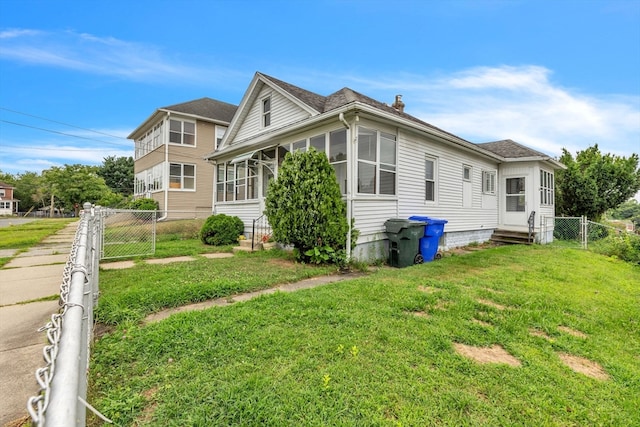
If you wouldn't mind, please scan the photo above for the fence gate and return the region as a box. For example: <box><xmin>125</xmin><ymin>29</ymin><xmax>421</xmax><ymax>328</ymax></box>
<box><xmin>99</xmin><ymin>208</ymin><xmax>156</xmax><ymax>259</ymax></box>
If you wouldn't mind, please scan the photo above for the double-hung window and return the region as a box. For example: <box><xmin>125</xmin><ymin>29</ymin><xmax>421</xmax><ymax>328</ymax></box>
<box><xmin>425</xmin><ymin>156</ymin><xmax>437</xmax><ymax>202</ymax></box>
<box><xmin>482</xmin><ymin>170</ymin><xmax>496</xmax><ymax>194</ymax></box>
<box><xmin>262</xmin><ymin>97</ymin><xmax>271</xmax><ymax>127</ymax></box>
<box><xmin>357</xmin><ymin>127</ymin><xmax>396</xmax><ymax>195</ymax></box>
<box><xmin>540</xmin><ymin>170</ymin><xmax>554</xmax><ymax>205</ymax></box>
<box><xmin>169</xmin><ymin>163</ymin><xmax>195</xmax><ymax>190</ymax></box>
<box><xmin>169</xmin><ymin>119</ymin><xmax>195</xmax><ymax>146</ymax></box>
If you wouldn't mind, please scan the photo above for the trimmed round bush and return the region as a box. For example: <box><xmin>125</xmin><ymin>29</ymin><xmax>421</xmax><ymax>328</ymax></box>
<box><xmin>200</xmin><ymin>214</ymin><xmax>244</xmax><ymax>246</ymax></box>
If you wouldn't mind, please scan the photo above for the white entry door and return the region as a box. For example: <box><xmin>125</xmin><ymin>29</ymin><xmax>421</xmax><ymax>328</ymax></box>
<box><xmin>503</xmin><ymin>176</ymin><xmax>528</xmax><ymax>226</ymax></box>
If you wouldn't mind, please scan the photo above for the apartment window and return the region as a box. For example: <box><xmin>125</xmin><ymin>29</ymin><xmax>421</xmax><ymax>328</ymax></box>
<box><xmin>329</xmin><ymin>129</ymin><xmax>347</xmax><ymax>194</ymax></box>
<box><xmin>0</xmin><ymin>201</ymin><xmax>10</xmax><ymax>209</ymax></box>
<box><xmin>169</xmin><ymin>163</ymin><xmax>195</xmax><ymax>190</ymax></box>
<box><xmin>0</xmin><ymin>189</ymin><xmax>5</xmax><ymax>197</ymax></box>
<box><xmin>540</xmin><ymin>170</ymin><xmax>554</xmax><ymax>206</ymax></box>
<box><xmin>482</xmin><ymin>170</ymin><xmax>496</xmax><ymax>194</ymax></box>
<box><xmin>215</xmin><ymin>126</ymin><xmax>226</xmax><ymax>148</ymax></box>
<box><xmin>425</xmin><ymin>156</ymin><xmax>437</xmax><ymax>202</ymax></box>
<box><xmin>356</xmin><ymin>127</ymin><xmax>396</xmax><ymax>195</ymax></box>
<box><xmin>134</xmin><ymin>163</ymin><xmax>165</xmax><ymax>195</ymax></box>
<box><xmin>463</xmin><ymin>165</ymin><xmax>472</xmax><ymax>181</ymax></box>
<box><xmin>169</xmin><ymin>119</ymin><xmax>195</xmax><ymax>146</ymax></box>
<box><xmin>262</xmin><ymin>97</ymin><xmax>271</xmax><ymax>127</ymax></box>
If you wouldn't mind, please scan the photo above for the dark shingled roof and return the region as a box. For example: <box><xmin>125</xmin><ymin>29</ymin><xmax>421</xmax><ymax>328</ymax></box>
<box><xmin>161</xmin><ymin>97</ymin><xmax>237</xmax><ymax>122</ymax></box>
<box><xmin>477</xmin><ymin>139</ymin><xmax>550</xmax><ymax>159</ymax></box>
<box><xmin>259</xmin><ymin>73</ymin><xmax>327</xmax><ymax>113</ymax></box>
<box><xmin>260</xmin><ymin>74</ymin><xmax>472</xmax><ymax>144</ymax></box>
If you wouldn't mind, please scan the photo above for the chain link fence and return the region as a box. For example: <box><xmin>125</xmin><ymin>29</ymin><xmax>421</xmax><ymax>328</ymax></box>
<box><xmin>542</xmin><ymin>216</ymin><xmax>622</xmax><ymax>249</ymax></box>
<box><xmin>27</xmin><ymin>203</ymin><xmax>102</xmax><ymax>426</ymax></box>
<box><xmin>100</xmin><ymin>208</ymin><xmax>156</xmax><ymax>259</ymax></box>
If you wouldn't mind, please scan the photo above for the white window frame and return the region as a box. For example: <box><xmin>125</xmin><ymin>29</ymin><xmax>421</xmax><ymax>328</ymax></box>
<box><xmin>482</xmin><ymin>170</ymin><xmax>497</xmax><ymax>195</ymax></box>
<box><xmin>216</xmin><ymin>160</ymin><xmax>258</xmax><ymax>202</ymax></box>
<box><xmin>425</xmin><ymin>155</ymin><xmax>438</xmax><ymax>203</ymax></box>
<box><xmin>262</xmin><ymin>96</ymin><xmax>271</xmax><ymax>128</ymax></box>
<box><xmin>169</xmin><ymin>119</ymin><xmax>196</xmax><ymax>146</ymax></box>
<box><xmin>356</xmin><ymin>127</ymin><xmax>397</xmax><ymax>196</ymax></box>
<box><xmin>169</xmin><ymin>163</ymin><xmax>195</xmax><ymax>191</ymax></box>
<box><xmin>463</xmin><ymin>165</ymin><xmax>472</xmax><ymax>182</ymax></box>
<box><xmin>540</xmin><ymin>169</ymin><xmax>554</xmax><ymax>206</ymax></box>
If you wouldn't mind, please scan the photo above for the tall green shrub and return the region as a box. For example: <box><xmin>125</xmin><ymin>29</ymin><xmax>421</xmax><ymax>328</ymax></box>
<box><xmin>200</xmin><ymin>214</ymin><xmax>245</xmax><ymax>246</ymax></box>
<box><xmin>265</xmin><ymin>148</ymin><xmax>349</xmax><ymax>263</ymax></box>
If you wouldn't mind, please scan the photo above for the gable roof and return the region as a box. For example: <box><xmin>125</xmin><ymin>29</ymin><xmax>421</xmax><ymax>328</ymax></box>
<box><xmin>128</xmin><ymin>97</ymin><xmax>238</xmax><ymax>140</ymax></box>
<box><xmin>160</xmin><ymin>97</ymin><xmax>237</xmax><ymax>123</ymax></box>
<box><xmin>210</xmin><ymin>72</ymin><xmax>563</xmax><ymax>168</ymax></box>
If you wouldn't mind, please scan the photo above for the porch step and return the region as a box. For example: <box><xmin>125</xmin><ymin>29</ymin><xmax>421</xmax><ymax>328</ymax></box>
<box><xmin>233</xmin><ymin>239</ymin><xmax>262</xmax><ymax>253</ymax></box>
<box><xmin>490</xmin><ymin>229</ymin><xmax>534</xmax><ymax>245</ymax></box>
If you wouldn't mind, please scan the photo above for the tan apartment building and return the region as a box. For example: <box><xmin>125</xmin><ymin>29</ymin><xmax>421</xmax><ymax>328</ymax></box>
<box><xmin>129</xmin><ymin>98</ymin><xmax>237</xmax><ymax>219</ymax></box>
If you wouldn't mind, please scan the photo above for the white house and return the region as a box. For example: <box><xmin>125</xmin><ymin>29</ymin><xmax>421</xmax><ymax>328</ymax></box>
<box><xmin>205</xmin><ymin>72</ymin><xmax>564</xmax><ymax>261</ymax></box>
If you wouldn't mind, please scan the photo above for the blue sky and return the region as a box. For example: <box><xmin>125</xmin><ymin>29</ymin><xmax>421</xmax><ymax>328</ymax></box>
<box><xmin>1</xmin><ymin>0</ymin><xmax>639</xmax><ymax>178</ymax></box>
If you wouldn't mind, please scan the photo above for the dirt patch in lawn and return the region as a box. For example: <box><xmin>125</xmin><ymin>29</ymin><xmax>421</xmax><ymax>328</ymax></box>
<box><xmin>529</xmin><ymin>328</ymin><xmax>553</xmax><ymax>340</ymax></box>
<box><xmin>454</xmin><ymin>343</ymin><xmax>521</xmax><ymax>367</ymax></box>
<box><xmin>411</xmin><ymin>310</ymin><xmax>431</xmax><ymax>319</ymax></box>
<box><xmin>558</xmin><ymin>326</ymin><xmax>587</xmax><ymax>338</ymax></box>
<box><xmin>477</xmin><ymin>298</ymin><xmax>507</xmax><ymax>310</ymax></box>
<box><xmin>473</xmin><ymin>318</ymin><xmax>492</xmax><ymax>327</ymax></box>
<box><xmin>268</xmin><ymin>257</ymin><xmax>296</xmax><ymax>268</ymax></box>
<box><xmin>558</xmin><ymin>353</ymin><xmax>609</xmax><ymax>380</ymax></box>
<box><xmin>417</xmin><ymin>285</ymin><xmax>439</xmax><ymax>293</ymax></box>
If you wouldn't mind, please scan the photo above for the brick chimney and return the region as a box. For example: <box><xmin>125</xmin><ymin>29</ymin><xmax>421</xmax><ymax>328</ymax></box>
<box><xmin>392</xmin><ymin>94</ymin><xmax>405</xmax><ymax>113</ymax></box>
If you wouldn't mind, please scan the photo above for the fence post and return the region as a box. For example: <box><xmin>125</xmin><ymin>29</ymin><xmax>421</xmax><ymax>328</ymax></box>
<box><xmin>581</xmin><ymin>215</ymin><xmax>587</xmax><ymax>249</ymax></box>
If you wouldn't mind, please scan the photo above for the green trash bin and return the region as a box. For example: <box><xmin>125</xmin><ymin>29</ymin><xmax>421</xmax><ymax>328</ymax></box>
<box><xmin>384</xmin><ymin>219</ymin><xmax>426</xmax><ymax>268</ymax></box>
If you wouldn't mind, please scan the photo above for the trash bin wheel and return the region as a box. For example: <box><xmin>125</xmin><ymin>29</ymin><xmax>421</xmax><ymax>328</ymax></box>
<box><xmin>434</xmin><ymin>251</ymin><xmax>443</xmax><ymax>260</ymax></box>
<box><xmin>414</xmin><ymin>253</ymin><xmax>424</xmax><ymax>264</ymax></box>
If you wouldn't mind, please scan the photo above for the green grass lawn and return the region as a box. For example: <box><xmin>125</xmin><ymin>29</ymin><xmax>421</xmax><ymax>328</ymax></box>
<box><xmin>89</xmin><ymin>245</ymin><xmax>640</xmax><ymax>426</ymax></box>
<box><xmin>0</xmin><ymin>218</ymin><xmax>77</xmax><ymax>267</ymax></box>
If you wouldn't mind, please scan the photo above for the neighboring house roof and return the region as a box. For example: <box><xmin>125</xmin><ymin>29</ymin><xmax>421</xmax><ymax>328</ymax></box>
<box><xmin>0</xmin><ymin>182</ymin><xmax>13</xmax><ymax>188</ymax></box>
<box><xmin>128</xmin><ymin>97</ymin><xmax>238</xmax><ymax>140</ymax></box>
<box><xmin>160</xmin><ymin>97</ymin><xmax>238</xmax><ymax>123</ymax></box>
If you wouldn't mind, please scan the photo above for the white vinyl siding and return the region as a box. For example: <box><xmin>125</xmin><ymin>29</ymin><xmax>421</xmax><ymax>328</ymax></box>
<box><xmin>396</xmin><ymin>130</ymin><xmax>499</xmax><ymax>233</ymax></box>
<box><xmin>234</xmin><ymin>86</ymin><xmax>311</xmax><ymax>142</ymax></box>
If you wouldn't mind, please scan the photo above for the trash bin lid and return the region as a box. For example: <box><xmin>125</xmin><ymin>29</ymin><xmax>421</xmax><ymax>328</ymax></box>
<box><xmin>385</xmin><ymin>218</ymin><xmax>426</xmax><ymax>234</ymax></box>
<box><xmin>409</xmin><ymin>215</ymin><xmax>448</xmax><ymax>225</ymax></box>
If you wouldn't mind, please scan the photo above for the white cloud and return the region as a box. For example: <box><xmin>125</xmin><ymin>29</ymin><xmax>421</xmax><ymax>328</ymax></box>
<box><xmin>336</xmin><ymin>65</ymin><xmax>640</xmax><ymax>159</ymax></box>
<box><xmin>0</xmin><ymin>29</ymin><xmax>216</xmax><ymax>83</ymax></box>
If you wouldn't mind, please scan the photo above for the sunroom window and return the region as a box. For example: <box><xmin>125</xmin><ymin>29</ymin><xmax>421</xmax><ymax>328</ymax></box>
<box><xmin>357</xmin><ymin>127</ymin><xmax>396</xmax><ymax>195</ymax></box>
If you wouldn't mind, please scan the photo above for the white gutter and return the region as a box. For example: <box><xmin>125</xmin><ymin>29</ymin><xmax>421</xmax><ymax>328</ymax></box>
<box><xmin>339</xmin><ymin>112</ymin><xmax>353</xmax><ymax>261</ymax></box>
<box><xmin>158</xmin><ymin>113</ymin><xmax>169</xmax><ymax>221</ymax></box>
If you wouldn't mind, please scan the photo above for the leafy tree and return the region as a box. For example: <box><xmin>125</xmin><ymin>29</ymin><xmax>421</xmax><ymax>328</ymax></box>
<box><xmin>0</xmin><ymin>170</ymin><xmax>15</xmax><ymax>185</ymax></box>
<box><xmin>556</xmin><ymin>145</ymin><xmax>640</xmax><ymax>221</ymax></box>
<box><xmin>14</xmin><ymin>172</ymin><xmax>44</xmax><ymax>212</ymax></box>
<box><xmin>98</xmin><ymin>156</ymin><xmax>134</xmax><ymax>196</ymax></box>
<box><xmin>265</xmin><ymin>148</ymin><xmax>349</xmax><ymax>263</ymax></box>
<box><xmin>42</xmin><ymin>164</ymin><xmax>114</xmax><ymax>214</ymax></box>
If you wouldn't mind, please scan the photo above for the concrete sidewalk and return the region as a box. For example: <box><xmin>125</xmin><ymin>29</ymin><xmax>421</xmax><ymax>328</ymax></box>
<box><xmin>0</xmin><ymin>222</ymin><xmax>78</xmax><ymax>426</ymax></box>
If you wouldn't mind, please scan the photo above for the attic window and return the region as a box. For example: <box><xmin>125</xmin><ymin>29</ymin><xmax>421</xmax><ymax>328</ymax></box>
<box><xmin>262</xmin><ymin>97</ymin><xmax>271</xmax><ymax>127</ymax></box>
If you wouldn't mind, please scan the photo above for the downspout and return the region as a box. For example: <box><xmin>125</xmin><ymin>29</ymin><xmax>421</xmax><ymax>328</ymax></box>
<box><xmin>158</xmin><ymin>113</ymin><xmax>169</xmax><ymax>221</ymax></box>
<box><xmin>339</xmin><ymin>112</ymin><xmax>353</xmax><ymax>261</ymax></box>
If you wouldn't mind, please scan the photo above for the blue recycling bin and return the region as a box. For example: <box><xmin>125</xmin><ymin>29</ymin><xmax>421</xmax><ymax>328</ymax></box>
<box><xmin>408</xmin><ymin>216</ymin><xmax>448</xmax><ymax>261</ymax></box>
